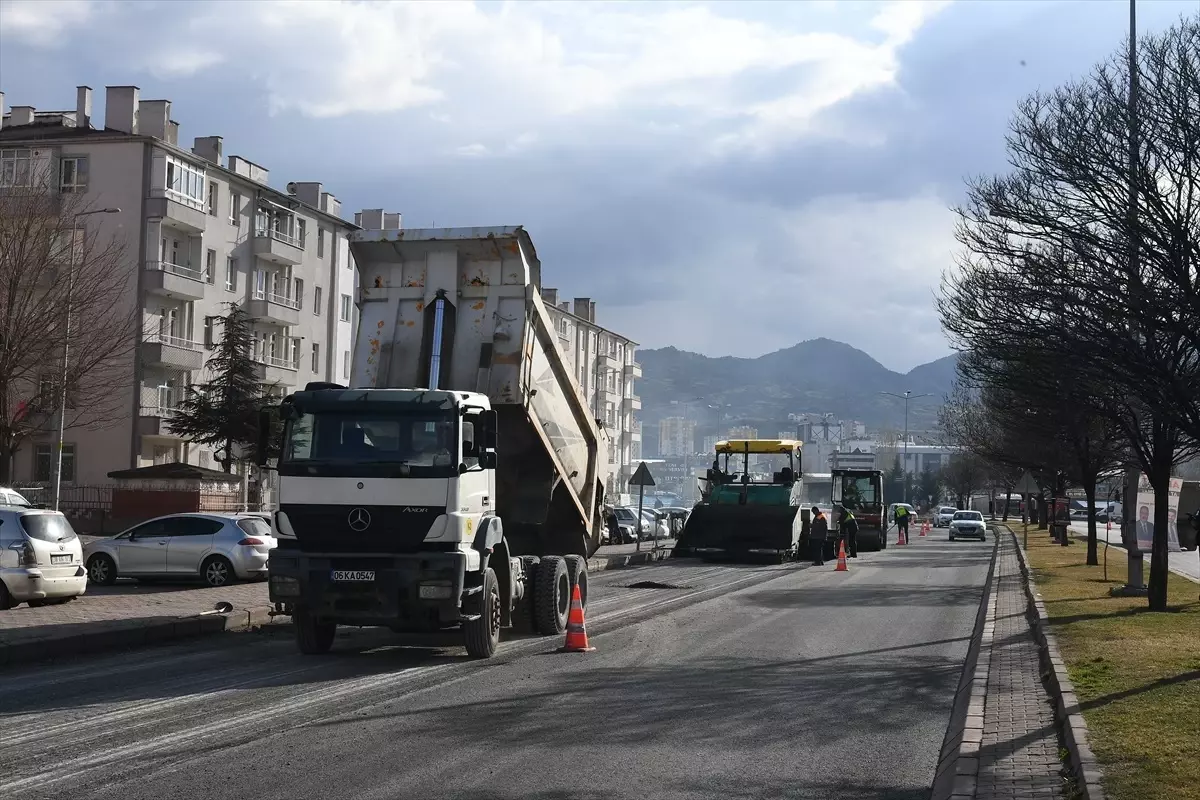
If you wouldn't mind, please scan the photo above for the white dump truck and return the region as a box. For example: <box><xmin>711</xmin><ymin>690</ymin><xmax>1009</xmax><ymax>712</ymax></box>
<box><xmin>259</xmin><ymin>225</ymin><xmax>611</xmax><ymax>659</ymax></box>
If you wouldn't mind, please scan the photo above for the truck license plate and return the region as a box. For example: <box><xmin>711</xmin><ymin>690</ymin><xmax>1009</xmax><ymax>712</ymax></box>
<box><xmin>331</xmin><ymin>570</ymin><xmax>375</xmax><ymax>582</ymax></box>
<box><xmin>51</xmin><ymin>554</ymin><xmax>72</xmax><ymax>565</ymax></box>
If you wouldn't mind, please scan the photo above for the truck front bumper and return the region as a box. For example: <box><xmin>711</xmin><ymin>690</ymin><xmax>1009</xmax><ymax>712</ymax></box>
<box><xmin>268</xmin><ymin>551</ymin><xmax>469</xmax><ymax>630</ymax></box>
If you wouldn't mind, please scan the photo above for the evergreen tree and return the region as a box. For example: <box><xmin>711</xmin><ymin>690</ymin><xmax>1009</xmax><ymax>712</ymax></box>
<box><xmin>169</xmin><ymin>303</ymin><xmax>270</xmax><ymax>472</ymax></box>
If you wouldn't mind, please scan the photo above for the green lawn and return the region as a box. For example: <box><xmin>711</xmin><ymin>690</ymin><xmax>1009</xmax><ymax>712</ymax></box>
<box><xmin>1019</xmin><ymin>525</ymin><xmax>1200</xmax><ymax>800</ymax></box>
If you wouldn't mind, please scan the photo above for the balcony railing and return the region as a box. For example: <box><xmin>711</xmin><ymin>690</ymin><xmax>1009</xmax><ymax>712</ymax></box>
<box><xmin>255</xmin><ymin>354</ymin><xmax>298</xmax><ymax>371</ymax></box>
<box><xmin>253</xmin><ymin>289</ymin><xmax>301</xmax><ymax>310</ymax></box>
<box><xmin>146</xmin><ymin>332</ymin><xmax>200</xmax><ymax>351</ymax></box>
<box><xmin>146</xmin><ymin>259</ymin><xmax>203</xmax><ymax>283</ymax></box>
<box><xmin>255</xmin><ymin>226</ymin><xmax>303</xmax><ymax>249</ymax></box>
<box><xmin>140</xmin><ymin>404</ymin><xmax>178</xmax><ymax>418</ymax></box>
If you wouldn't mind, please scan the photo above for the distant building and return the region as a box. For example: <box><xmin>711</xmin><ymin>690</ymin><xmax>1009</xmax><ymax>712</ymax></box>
<box><xmin>541</xmin><ymin>289</ymin><xmax>640</xmax><ymax>493</ymax></box>
<box><xmin>658</xmin><ymin>416</ymin><xmax>696</xmax><ymax>457</ymax></box>
<box><xmin>876</xmin><ymin>442</ymin><xmax>958</xmax><ymax>477</ymax></box>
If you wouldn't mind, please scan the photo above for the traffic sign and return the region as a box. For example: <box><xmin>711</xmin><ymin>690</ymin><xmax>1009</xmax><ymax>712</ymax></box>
<box><xmin>1014</xmin><ymin>471</ymin><xmax>1039</xmax><ymax>495</ymax></box>
<box><xmin>629</xmin><ymin>461</ymin><xmax>656</xmax><ymax>487</ymax></box>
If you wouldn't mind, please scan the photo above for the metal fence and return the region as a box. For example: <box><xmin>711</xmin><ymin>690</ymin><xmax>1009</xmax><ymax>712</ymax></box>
<box><xmin>12</xmin><ymin>484</ymin><xmax>272</xmax><ymax>535</ymax></box>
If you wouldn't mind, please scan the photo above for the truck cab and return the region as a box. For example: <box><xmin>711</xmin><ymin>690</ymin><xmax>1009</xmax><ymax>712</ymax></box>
<box><xmin>831</xmin><ymin>468</ymin><xmax>886</xmax><ymax>552</ymax></box>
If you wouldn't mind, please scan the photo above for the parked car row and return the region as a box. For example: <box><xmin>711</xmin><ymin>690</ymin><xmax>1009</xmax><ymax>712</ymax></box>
<box><xmin>604</xmin><ymin>506</ymin><xmax>690</xmax><ymax>545</ymax></box>
<box><xmin>0</xmin><ymin>486</ymin><xmax>276</xmax><ymax>611</ymax></box>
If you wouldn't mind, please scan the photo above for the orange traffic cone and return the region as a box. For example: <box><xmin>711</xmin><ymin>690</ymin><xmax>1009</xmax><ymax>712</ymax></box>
<box><xmin>920</xmin><ymin>521</ymin><xmax>928</xmax><ymax>537</ymax></box>
<box><xmin>557</xmin><ymin>583</ymin><xmax>595</xmax><ymax>653</ymax></box>
<box><xmin>835</xmin><ymin>540</ymin><xmax>849</xmax><ymax>571</ymax></box>
<box><xmin>898</xmin><ymin>526</ymin><xmax>908</xmax><ymax>545</ymax></box>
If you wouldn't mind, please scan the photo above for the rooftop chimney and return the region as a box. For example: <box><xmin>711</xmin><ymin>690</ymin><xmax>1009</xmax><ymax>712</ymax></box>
<box><xmin>10</xmin><ymin>106</ymin><xmax>34</xmax><ymax>126</ymax></box>
<box><xmin>589</xmin><ymin>300</ymin><xmax>597</xmax><ymax>322</ymax></box>
<box><xmin>542</xmin><ymin>288</ymin><xmax>558</xmax><ymax>307</ymax></box>
<box><xmin>354</xmin><ymin>209</ymin><xmax>385</xmax><ymax>229</ymax></box>
<box><xmin>138</xmin><ymin>99</ymin><xmax>170</xmax><ymax>140</ymax></box>
<box><xmin>573</xmin><ymin>298</ymin><xmax>592</xmax><ymax>322</ymax></box>
<box><xmin>383</xmin><ymin>212</ymin><xmax>401</xmax><ymax>230</ymax></box>
<box><xmin>192</xmin><ymin>136</ymin><xmax>223</xmax><ymax>165</ymax></box>
<box><xmin>104</xmin><ymin>86</ymin><xmax>139</xmax><ymax>134</ymax></box>
<box><xmin>76</xmin><ymin>86</ymin><xmax>93</xmax><ymax>129</ymax></box>
<box><xmin>288</xmin><ymin>181</ymin><xmax>323</xmax><ymax>207</ymax></box>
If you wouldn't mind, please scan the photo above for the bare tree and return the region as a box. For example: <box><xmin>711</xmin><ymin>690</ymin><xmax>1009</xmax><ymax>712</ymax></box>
<box><xmin>0</xmin><ymin>169</ymin><xmax>137</xmax><ymax>484</ymax></box>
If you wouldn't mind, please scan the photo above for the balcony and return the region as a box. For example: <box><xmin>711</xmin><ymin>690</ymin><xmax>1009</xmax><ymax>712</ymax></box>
<box><xmin>142</xmin><ymin>333</ymin><xmax>205</xmax><ymax>371</ymax></box>
<box><xmin>625</xmin><ymin>394</ymin><xmax>642</xmax><ymax>411</ymax></box>
<box><xmin>624</xmin><ymin>361</ymin><xmax>642</xmax><ymax>379</ymax></box>
<box><xmin>253</xmin><ymin>227</ymin><xmax>305</xmax><ymax>265</ymax></box>
<box><xmin>253</xmin><ymin>354</ymin><xmax>299</xmax><ymax>386</ymax></box>
<box><xmin>248</xmin><ymin>291</ymin><xmax>301</xmax><ymax>326</ymax></box>
<box><xmin>136</xmin><ymin>405</ymin><xmax>183</xmax><ymax>438</ymax></box>
<box><xmin>598</xmin><ymin>353</ymin><xmax>621</xmax><ymax>371</ymax></box>
<box><xmin>144</xmin><ymin>260</ymin><xmax>207</xmax><ymax>301</ymax></box>
<box><xmin>147</xmin><ymin>191</ymin><xmax>208</xmax><ymax>234</ymax></box>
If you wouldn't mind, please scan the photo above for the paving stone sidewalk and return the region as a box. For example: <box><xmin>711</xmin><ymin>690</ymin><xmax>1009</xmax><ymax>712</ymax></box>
<box><xmin>976</xmin><ymin>532</ymin><xmax>1065</xmax><ymax>799</ymax></box>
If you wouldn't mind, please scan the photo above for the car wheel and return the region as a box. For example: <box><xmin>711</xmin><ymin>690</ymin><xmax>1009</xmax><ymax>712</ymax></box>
<box><xmin>0</xmin><ymin>581</ymin><xmax>14</xmax><ymax>611</ymax></box>
<box><xmin>201</xmin><ymin>556</ymin><xmax>235</xmax><ymax>588</ymax></box>
<box><xmin>87</xmin><ymin>553</ymin><xmax>118</xmax><ymax>586</ymax></box>
<box><xmin>949</xmin><ymin>534</ymin><xmax>955</xmax><ymax>541</ymax></box>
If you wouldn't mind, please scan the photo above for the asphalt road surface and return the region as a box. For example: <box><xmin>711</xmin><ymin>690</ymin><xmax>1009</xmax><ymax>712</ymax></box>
<box><xmin>1</xmin><ymin>537</ymin><xmax>993</xmax><ymax>800</ymax></box>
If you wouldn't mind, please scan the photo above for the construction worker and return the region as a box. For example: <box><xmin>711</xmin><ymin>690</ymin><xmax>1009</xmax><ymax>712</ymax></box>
<box><xmin>840</xmin><ymin>506</ymin><xmax>859</xmax><ymax>558</ymax></box>
<box><xmin>894</xmin><ymin>503</ymin><xmax>910</xmax><ymax>543</ymax></box>
<box><xmin>809</xmin><ymin>506</ymin><xmax>828</xmax><ymax>565</ymax></box>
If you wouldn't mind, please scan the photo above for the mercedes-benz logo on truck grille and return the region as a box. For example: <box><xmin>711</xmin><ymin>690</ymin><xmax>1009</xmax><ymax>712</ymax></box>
<box><xmin>347</xmin><ymin>507</ymin><xmax>372</xmax><ymax>532</ymax></box>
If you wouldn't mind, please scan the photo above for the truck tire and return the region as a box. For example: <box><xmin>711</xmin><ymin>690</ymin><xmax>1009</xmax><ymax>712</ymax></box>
<box><xmin>534</xmin><ymin>555</ymin><xmax>570</xmax><ymax>636</ymax></box>
<box><xmin>295</xmin><ymin>610</ymin><xmax>336</xmax><ymax>655</ymax></box>
<box><xmin>464</xmin><ymin>568</ymin><xmax>501</xmax><ymax>659</ymax></box>
<box><xmin>564</xmin><ymin>554</ymin><xmax>589</xmax><ymax>610</ymax></box>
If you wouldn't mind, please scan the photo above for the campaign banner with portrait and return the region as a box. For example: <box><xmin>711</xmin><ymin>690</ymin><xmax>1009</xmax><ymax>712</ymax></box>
<box><xmin>1133</xmin><ymin>474</ymin><xmax>1183</xmax><ymax>552</ymax></box>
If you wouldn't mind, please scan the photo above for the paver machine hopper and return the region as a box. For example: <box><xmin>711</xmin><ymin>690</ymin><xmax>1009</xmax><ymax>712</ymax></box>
<box><xmin>674</xmin><ymin>439</ymin><xmax>804</xmax><ymax>563</ymax></box>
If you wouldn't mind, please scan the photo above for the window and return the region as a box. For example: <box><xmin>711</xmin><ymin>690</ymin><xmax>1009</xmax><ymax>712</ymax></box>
<box><xmin>225</xmin><ymin>257</ymin><xmax>237</xmax><ymax>291</ymax></box>
<box><xmin>205</xmin><ymin>249</ymin><xmax>216</xmax><ymax>284</ymax></box>
<box><xmin>229</xmin><ymin>191</ymin><xmax>240</xmax><ymax>225</ymax></box>
<box><xmin>204</xmin><ymin>317</ymin><xmax>215</xmax><ymax>348</ymax></box>
<box><xmin>314</xmin><ymin>286</ymin><xmax>323</xmax><ymax>315</ymax></box>
<box><xmin>291</xmin><ymin>337</ymin><xmax>302</xmax><ymax>369</ymax></box>
<box><xmin>294</xmin><ymin>278</ymin><xmax>304</xmax><ymax>310</ymax></box>
<box><xmin>164</xmin><ymin>156</ymin><xmax>206</xmax><ymax>209</ymax></box>
<box><xmin>207</xmin><ymin>181</ymin><xmax>218</xmax><ymax>216</ymax></box>
<box><xmin>0</xmin><ymin>148</ymin><xmax>34</xmax><ymax>188</ymax></box>
<box><xmin>340</xmin><ymin>294</ymin><xmax>351</xmax><ymax>322</ymax></box>
<box><xmin>297</xmin><ymin>219</ymin><xmax>307</xmax><ymax>247</ymax></box>
<box><xmin>343</xmin><ymin>350</ymin><xmax>350</xmax><ymax>378</ymax></box>
<box><xmin>34</xmin><ymin>443</ymin><xmax>75</xmax><ymax>482</ymax></box>
<box><xmin>59</xmin><ymin>157</ymin><xmax>89</xmax><ymax>193</ymax></box>
<box><xmin>311</xmin><ymin>342</ymin><xmax>320</xmax><ymax>373</ymax></box>
<box><xmin>317</xmin><ymin>229</ymin><xmax>325</xmax><ymax>258</ymax></box>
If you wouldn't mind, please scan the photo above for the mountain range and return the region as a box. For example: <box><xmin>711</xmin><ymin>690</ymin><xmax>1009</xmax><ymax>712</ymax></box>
<box><xmin>636</xmin><ymin>338</ymin><xmax>959</xmax><ymax>438</ymax></box>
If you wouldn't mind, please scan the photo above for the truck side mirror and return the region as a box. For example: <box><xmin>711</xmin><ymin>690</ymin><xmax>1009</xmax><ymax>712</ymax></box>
<box><xmin>255</xmin><ymin>408</ymin><xmax>273</xmax><ymax>467</ymax></box>
<box><xmin>480</xmin><ymin>449</ymin><xmax>497</xmax><ymax>470</ymax></box>
<box><xmin>482</xmin><ymin>409</ymin><xmax>499</xmax><ymax>449</ymax></box>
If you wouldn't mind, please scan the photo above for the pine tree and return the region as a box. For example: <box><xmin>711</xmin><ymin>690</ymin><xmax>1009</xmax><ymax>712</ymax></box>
<box><xmin>168</xmin><ymin>303</ymin><xmax>269</xmax><ymax>472</ymax></box>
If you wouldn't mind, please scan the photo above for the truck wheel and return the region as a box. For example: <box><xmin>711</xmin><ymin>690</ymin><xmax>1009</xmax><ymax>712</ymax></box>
<box><xmin>464</xmin><ymin>568</ymin><xmax>501</xmax><ymax>659</ymax></box>
<box><xmin>295</xmin><ymin>610</ymin><xmax>336</xmax><ymax>655</ymax></box>
<box><xmin>564</xmin><ymin>554</ymin><xmax>589</xmax><ymax>611</ymax></box>
<box><xmin>534</xmin><ymin>555</ymin><xmax>570</xmax><ymax>636</ymax></box>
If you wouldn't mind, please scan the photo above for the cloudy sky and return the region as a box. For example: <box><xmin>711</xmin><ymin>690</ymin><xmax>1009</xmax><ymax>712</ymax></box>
<box><xmin>2</xmin><ymin>0</ymin><xmax>1194</xmax><ymax>371</ymax></box>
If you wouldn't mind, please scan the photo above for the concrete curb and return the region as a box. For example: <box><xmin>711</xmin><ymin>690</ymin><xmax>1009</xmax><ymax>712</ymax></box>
<box><xmin>0</xmin><ymin>549</ymin><xmax>671</xmax><ymax>671</ymax></box>
<box><xmin>1007</xmin><ymin>524</ymin><xmax>1108</xmax><ymax>800</ymax></box>
<box><xmin>930</xmin><ymin>523</ymin><xmax>1001</xmax><ymax>800</ymax></box>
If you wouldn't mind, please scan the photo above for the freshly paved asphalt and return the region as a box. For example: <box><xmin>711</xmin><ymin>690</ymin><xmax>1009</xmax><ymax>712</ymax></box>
<box><xmin>0</xmin><ymin>536</ymin><xmax>993</xmax><ymax>800</ymax></box>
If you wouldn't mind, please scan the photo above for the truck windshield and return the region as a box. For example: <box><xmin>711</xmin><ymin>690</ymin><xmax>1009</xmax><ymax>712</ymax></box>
<box><xmin>716</xmin><ymin>452</ymin><xmax>795</xmax><ymax>484</ymax></box>
<box><xmin>279</xmin><ymin>410</ymin><xmax>458</xmax><ymax>478</ymax></box>
<box><xmin>838</xmin><ymin>476</ymin><xmax>880</xmax><ymax>510</ymax></box>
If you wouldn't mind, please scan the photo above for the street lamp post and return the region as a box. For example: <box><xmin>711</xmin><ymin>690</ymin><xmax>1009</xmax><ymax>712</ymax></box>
<box><xmin>50</xmin><ymin>207</ymin><xmax>121</xmax><ymax>511</ymax></box>
<box><xmin>881</xmin><ymin>390</ymin><xmax>931</xmax><ymax>505</ymax></box>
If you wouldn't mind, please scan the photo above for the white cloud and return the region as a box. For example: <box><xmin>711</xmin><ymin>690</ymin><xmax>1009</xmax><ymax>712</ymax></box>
<box><xmin>0</xmin><ymin>0</ymin><xmax>98</xmax><ymax>47</ymax></box>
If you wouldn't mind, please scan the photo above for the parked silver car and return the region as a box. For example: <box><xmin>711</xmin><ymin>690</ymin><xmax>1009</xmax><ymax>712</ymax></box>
<box><xmin>83</xmin><ymin>513</ymin><xmax>276</xmax><ymax>588</ymax></box>
<box><xmin>0</xmin><ymin>507</ymin><xmax>88</xmax><ymax>609</ymax></box>
<box><xmin>0</xmin><ymin>486</ymin><xmax>34</xmax><ymax>508</ymax></box>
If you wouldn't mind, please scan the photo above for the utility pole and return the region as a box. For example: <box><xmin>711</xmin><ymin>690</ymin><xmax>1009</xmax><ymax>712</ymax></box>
<box><xmin>50</xmin><ymin>207</ymin><xmax>120</xmax><ymax>511</ymax></box>
<box><xmin>881</xmin><ymin>391</ymin><xmax>931</xmax><ymax>505</ymax></box>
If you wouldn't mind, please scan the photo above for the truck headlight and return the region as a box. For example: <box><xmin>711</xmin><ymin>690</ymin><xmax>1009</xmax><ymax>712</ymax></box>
<box><xmin>419</xmin><ymin>581</ymin><xmax>453</xmax><ymax>600</ymax></box>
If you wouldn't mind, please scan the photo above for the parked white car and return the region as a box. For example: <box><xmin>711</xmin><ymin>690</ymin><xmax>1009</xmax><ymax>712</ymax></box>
<box><xmin>0</xmin><ymin>507</ymin><xmax>88</xmax><ymax>609</ymax></box>
<box><xmin>84</xmin><ymin>513</ymin><xmax>277</xmax><ymax>588</ymax></box>
<box><xmin>948</xmin><ymin>510</ymin><xmax>987</xmax><ymax>541</ymax></box>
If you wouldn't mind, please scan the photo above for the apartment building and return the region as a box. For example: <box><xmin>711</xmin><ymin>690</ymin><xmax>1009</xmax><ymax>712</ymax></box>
<box><xmin>658</xmin><ymin>416</ymin><xmax>696</xmax><ymax>458</ymax></box>
<box><xmin>540</xmin><ymin>289</ymin><xmax>641</xmax><ymax>493</ymax></box>
<box><xmin>0</xmin><ymin>85</ymin><xmax>359</xmax><ymax>485</ymax></box>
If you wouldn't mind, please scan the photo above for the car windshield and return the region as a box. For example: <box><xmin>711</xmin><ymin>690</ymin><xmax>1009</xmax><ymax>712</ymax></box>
<box><xmin>954</xmin><ymin>511</ymin><xmax>983</xmax><ymax>521</ymax></box>
<box><xmin>1</xmin><ymin>489</ymin><xmax>31</xmax><ymax>507</ymax></box>
<box><xmin>19</xmin><ymin>513</ymin><xmax>78</xmax><ymax>542</ymax></box>
<box><xmin>614</xmin><ymin>508</ymin><xmax>637</xmax><ymax>522</ymax></box>
<box><xmin>940</xmin><ymin>507</ymin><xmax>957</xmax><ymax>513</ymax></box>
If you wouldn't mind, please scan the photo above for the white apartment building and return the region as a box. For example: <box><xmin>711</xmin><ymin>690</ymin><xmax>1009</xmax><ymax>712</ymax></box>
<box><xmin>658</xmin><ymin>416</ymin><xmax>696</xmax><ymax>458</ymax></box>
<box><xmin>540</xmin><ymin>289</ymin><xmax>641</xmax><ymax>493</ymax></box>
<box><xmin>0</xmin><ymin>85</ymin><xmax>359</xmax><ymax>485</ymax></box>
